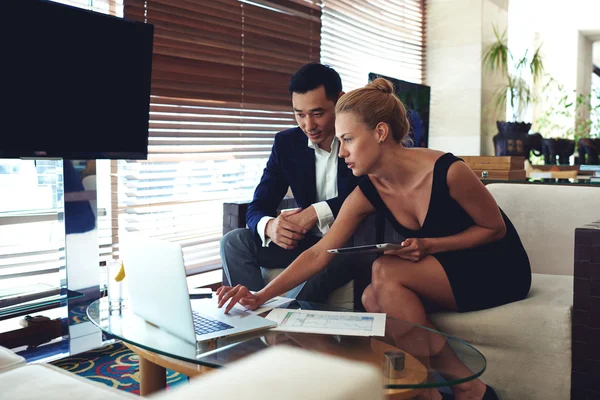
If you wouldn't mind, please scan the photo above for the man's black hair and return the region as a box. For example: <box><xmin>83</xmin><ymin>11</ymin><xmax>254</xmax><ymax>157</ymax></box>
<box><xmin>288</xmin><ymin>63</ymin><xmax>343</xmax><ymax>102</ymax></box>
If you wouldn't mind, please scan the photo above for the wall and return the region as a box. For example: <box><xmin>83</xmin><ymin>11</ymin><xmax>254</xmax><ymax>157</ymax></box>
<box><xmin>481</xmin><ymin>0</ymin><xmax>510</xmax><ymax>155</ymax></box>
<box><xmin>577</xmin><ymin>33</ymin><xmax>594</xmax><ymax>123</ymax></box>
<box><xmin>426</xmin><ymin>0</ymin><xmax>508</xmax><ymax>156</ymax></box>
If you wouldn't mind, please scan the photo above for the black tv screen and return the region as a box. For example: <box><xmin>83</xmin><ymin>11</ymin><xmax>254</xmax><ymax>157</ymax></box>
<box><xmin>368</xmin><ymin>73</ymin><xmax>430</xmax><ymax>148</ymax></box>
<box><xmin>0</xmin><ymin>0</ymin><xmax>153</xmax><ymax>159</ymax></box>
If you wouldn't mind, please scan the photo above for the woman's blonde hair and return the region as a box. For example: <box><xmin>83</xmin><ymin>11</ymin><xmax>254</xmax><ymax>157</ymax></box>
<box><xmin>335</xmin><ymin>78</ymin><xmax>411</xmax><ymax>144</ymax></box>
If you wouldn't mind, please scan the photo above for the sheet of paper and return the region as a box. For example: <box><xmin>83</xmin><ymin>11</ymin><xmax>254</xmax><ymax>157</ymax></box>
<box><xmin>233</xmin><ymin>295</ymin><xmax>294</xmax><ymax>315</ymax></box>
<box><xmin>265</xmin><ymin>308</ymin><xmax>386</xmax><ymax>337</ymax></box>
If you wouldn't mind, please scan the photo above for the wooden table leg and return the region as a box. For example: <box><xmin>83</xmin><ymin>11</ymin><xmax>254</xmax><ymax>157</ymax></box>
<box><xmin>139</xmin><ymin>356</ymin><xmax>167</xmax><ymax>396</ymax></box>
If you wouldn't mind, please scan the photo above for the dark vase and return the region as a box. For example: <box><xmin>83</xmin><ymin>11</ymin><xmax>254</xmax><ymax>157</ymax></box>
<box><xmin>493</xmin><ymin>121</ymin><xmax>532</xmax><ymax>157</ymax></box>
<box><xmin>578</xmin><ymin>138</ymin><xmax>600</xmax><ymax>165</ymax></box>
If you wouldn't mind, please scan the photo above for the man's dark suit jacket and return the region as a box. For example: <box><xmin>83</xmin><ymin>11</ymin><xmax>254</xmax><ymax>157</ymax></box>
<box><xmin>246</xmin><ymin>127</ymin><xmax>360</xmax><ymax>240</ymax></box>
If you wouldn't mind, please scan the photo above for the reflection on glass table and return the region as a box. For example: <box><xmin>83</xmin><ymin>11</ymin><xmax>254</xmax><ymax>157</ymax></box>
<box><xmin>87</xmin><ymin>298</ymin><xmax>486</xmax><ymax>397</ymax></box>
<box><xmin>0</xmin><ymin>284</ymin><xmax>83</xmax><ymax>319</ymax></box>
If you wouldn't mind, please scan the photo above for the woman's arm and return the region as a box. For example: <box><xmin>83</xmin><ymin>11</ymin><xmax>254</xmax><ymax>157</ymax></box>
<box><xmin>425</xmin><ymin>161</ymin><xmax>506</xmax><ymax>254</ymax></box>
<box><xmin>218</xmin><ymin>187</ymin><xmax>375</xmax><ymax>312</ymax></box>
<box><xmin>258</xmin><ymin>187</ymin><xmax>374</xmax><ymax>301</ymax></box>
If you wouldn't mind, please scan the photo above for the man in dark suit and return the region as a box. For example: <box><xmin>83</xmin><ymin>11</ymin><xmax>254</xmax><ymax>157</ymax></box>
<box><xmin>220</xmin><ymin>63</ymin><xmax>360</xmax><ymax>303</ymax></box>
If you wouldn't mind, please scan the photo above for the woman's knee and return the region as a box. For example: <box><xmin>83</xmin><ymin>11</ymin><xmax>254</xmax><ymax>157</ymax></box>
<box><xmin>373</xmin><ymin>281</ymin><xmax>402</xmax><ymax>301</ymax></box>
<box><xmin>372</xmin><ymin>256</ymin><xmax>391</xmax><ymax>281</ymax></box>
<box><xmin>372</xmin><ymin>255</ymin><xmax>408</xmax><ymax>285</ymax></box>
<box><xmin>361</xmin><ymin>285</ymin><xmax>379</xmax><ymax>312</ymax></box>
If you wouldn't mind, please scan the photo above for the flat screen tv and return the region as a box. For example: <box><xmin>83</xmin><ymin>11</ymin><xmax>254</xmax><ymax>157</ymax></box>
<box><xmin>368</xmin><ymin>73</ymin><xmax>430</xmax><ymax>148</ymax></box>
<box><xmin>0</xmin><ymin>0</ymin><xmax>153</xmax><ymax>159</ymax></box>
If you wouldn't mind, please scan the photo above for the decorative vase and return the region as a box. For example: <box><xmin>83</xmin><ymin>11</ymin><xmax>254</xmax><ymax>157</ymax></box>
<box><xmin>493</xmin><ymin>121</ymin><xmax>532</xmax><ymax>157</ymax></box>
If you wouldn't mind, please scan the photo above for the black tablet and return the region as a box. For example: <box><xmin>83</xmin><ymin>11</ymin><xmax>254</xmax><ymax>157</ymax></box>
<box><xmin>327</xmin><ymin>243</ymin><xmax>405</xmax><ymax>255</ymax></box>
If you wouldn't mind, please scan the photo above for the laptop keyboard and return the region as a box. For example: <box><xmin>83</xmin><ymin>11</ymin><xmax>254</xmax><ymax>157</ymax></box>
<box><xmin>192</xmin><ymin>311</ymin><xmax>234</xmax><ymax>335</ymax></box>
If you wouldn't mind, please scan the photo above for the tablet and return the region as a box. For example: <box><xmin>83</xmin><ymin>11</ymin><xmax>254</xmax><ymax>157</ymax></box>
<box><xmin>327</xmin><ymin>243</ymin><xmax>405</xmax><ymax>255</ymax></box>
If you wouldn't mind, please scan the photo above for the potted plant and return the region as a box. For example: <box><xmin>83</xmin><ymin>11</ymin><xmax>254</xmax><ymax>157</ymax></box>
<box><xmin>536</xmin><ymin>78</ymin><xmax>600</xmax><ymax>164</ymax></box>
<box><xmin>482</xmin><ymin>27</ymin><xmax>544</xmax><ymax>157</ymax></box>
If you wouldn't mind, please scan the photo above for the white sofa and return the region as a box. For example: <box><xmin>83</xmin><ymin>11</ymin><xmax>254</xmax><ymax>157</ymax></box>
<box><xmin>430</xmin><ymin>183</ymin><xmax>600</xmax><ymax>400</ymax></box>
<box><xmin>0</xmin><ymin>345</ymin><xmax>382</xmax><ymax>399</ymax></box>
<box><xmin>263</xmin><ymin>182</ymin><xmax>600</xmax><ymax>399</ymax></box>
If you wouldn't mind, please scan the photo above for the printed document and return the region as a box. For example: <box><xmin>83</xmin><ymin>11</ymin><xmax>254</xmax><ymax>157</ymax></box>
<box><xmin>265</xmin><ymin>308</ymin><xmax>386</xmax><ymax>337</ymax></box>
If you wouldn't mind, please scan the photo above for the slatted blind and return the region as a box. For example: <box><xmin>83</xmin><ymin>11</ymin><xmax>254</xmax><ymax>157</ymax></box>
<box><xmin>320</xmin><ymin>0</ymin><xmax>426</xmax><ymax>90</ymax></box>
<box><xmin>114</xmin><ymin>0</ymin><xmax>320</xmax><ymax>273</ymax></box>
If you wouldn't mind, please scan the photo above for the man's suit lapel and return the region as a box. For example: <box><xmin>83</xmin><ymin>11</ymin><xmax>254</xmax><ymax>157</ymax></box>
<box><xmin>298</xmin><ymin>147</ymin><xmax>316</xmax><ymax>204</ymax></box>
<box><xmin>337</xmin><ymin>154</ymin><xmax>350</xmax><ymax>196</ymax></box>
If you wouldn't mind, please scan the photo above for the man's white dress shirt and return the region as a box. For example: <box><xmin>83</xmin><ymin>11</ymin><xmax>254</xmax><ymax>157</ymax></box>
<box><xmin>257</xmin><ymin>136</ymin><xmax>339</xmax><ymax>247</ymax></box>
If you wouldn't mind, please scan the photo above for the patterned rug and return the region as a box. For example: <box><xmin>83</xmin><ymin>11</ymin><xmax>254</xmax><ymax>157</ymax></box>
<box><xmin>50</xmin><ymin>342</ymin><xmax>188</xmax><ymax>394</ymax></box>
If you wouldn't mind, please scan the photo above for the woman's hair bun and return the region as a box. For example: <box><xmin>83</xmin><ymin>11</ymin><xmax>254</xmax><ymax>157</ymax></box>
<box><xmin>368</xmin><ymin>78</ymin><xmax>394</xmax><ymax>94</ymax></box>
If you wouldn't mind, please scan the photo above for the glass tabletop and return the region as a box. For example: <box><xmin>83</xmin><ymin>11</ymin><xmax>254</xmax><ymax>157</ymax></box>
<box><xmin>0</xmin><ymin>285</ymin><xmax>84</xmax><ymax>319</ymax></box>
<box><xmin>87</xmin><ymin>298</ymin><xmax>486</xmax><ymax>390</ymax></box>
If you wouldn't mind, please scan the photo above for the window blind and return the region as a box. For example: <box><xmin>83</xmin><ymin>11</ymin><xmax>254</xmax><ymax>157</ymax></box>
<box><xmin>320</xmin><ymin>0</ymin><xmax>426</xmax><ymax>90</ymax></box>
<box><xmin>115</xmin><ymin>0</ymin><xmax>320</xmax><ymax>274</ymax></box>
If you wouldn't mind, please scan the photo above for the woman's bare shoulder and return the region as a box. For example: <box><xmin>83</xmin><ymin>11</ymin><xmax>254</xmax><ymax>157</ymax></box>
<box><xmin>407</xmin><ymin>148</ymin><xmax>446</xmax><ymax>164</ymax></box>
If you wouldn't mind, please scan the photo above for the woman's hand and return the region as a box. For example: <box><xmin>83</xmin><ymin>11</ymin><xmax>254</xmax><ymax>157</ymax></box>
<box><xmin>383</xmin><ymin>238</ymin><xmax>430</xmax><ymax>262</ymax></box>
<box><xmin>216</xmin><ymin>284</ymin><xmax>264</xmax><ymax>313</ymax></box>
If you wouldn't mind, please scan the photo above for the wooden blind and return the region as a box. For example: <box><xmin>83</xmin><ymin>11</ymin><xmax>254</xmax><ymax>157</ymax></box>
<box><xmin>113</xmin><ymin>0</ymin><xmax>320</xmax><ymax>273</ymax></box>
<box><xmin>320</xmin><ymin>0</ymin><xmax>426</xmax><ymax>90</ymax></box>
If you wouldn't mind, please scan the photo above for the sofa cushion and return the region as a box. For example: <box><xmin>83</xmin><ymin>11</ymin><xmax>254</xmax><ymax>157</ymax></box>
<box><xmin>261</xmin><ymin>267</ymin><xmax>354</xmax><ymax>309</ymax></box>
<box><xmin>0</xmin><ymin>345</ymin><xmax>26</xmax><ymax>373</ymax></box>
<box><xmin>151</xmin><ymin>346</ymin><xmax>383</xmax><ymax>400</ymax></box>
<box><xmin>430</xmin><ymin>273</ymin><xmax>572</xmax><ymax>400</ymax></box>
<box><xmin>0</xmin><ymin>364</ymin><xmax>136</xmax><ymax>400</ymax></box>
<box><xmin>487</xmin><ymin>183</ymin><xmax>600</xmax><ymax>275</ymax></box>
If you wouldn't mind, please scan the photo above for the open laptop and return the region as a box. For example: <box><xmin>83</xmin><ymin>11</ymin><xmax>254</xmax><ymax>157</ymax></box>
<box><xmin>121</xmin><ymin>236</ymin><xmax>276</xmax><ymax>345</ymax></box>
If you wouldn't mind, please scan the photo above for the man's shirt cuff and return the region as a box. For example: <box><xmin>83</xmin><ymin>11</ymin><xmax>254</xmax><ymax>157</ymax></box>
<box><xmin>312</xmin><ymin>201</ymin><xmax>334</xmax><ymax>234</ymax></box>
<box><xmin>257</xmin><ymin>216</ymin><xmax>275</xmax><ymax>247</ymax></box>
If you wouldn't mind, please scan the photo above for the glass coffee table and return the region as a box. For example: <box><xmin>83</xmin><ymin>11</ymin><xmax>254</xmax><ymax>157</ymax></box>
<box><xmin>87</xmin><ymin>298</ymin><xmax>486</xmax><ymax>398</ymax></box>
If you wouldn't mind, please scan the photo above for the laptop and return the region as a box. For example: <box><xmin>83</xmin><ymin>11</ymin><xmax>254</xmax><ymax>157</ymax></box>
<box><xmin>121</xmin><ymin>236</ymin><xmax>276</xmax><ymax>345</ymax></box>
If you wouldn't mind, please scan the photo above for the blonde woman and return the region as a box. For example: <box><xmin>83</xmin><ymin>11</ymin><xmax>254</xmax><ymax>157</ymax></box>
<box><xmin>218</xmin><ymin>78</ymin><xmax>531</xmax><ymax>400</ymax></box>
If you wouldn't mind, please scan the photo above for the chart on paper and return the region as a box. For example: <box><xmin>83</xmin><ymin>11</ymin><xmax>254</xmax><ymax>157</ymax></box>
<box><xmin>266</xmin><ymin>308</ymin><xmax>386</xmax><ymax>336</ymax></box>
<box><xmin>281</xmin><ymin>312</ymin><xmax>374</xmax><ymax>332</ymax></box>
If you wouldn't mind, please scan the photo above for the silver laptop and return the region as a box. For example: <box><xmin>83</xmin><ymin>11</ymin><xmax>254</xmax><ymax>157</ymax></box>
<box><xmin>121</xmin><ymin>235</ymin><xmax>276</xmax><ymax>345</ymax></box>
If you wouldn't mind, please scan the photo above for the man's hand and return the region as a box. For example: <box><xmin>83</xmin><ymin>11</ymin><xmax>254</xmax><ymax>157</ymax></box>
<box><xmin>285</xmin><ymin>206</ymin><xmax>318</xmax><ymax>233</ymax></box>
<box><xmin>265</xmin><ymin>209</ymin><xmax>307</xmax><ymax>249</ymax></box>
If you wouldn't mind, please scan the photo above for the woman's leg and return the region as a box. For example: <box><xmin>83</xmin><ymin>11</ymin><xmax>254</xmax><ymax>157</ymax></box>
<box><xmin>369</xmin><ymin>255</ymin><xmax>487</xmax><ymax>400</ymax></box>
<box><xmin>362</xmin><ymin>284</ymin><xmax>381</xmax><ymax>312</ymax></box>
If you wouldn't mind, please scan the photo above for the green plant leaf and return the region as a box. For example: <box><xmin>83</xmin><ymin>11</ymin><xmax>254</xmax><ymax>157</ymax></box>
<box><xmin>482</xmin><ymin>26</ymin><xmax>510</xmax><ymax>76</ymax></box>
<box><xmin>530</xmin><ymin>45</ymin><xmax>544</xmax><ymax>83</ymax></box>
